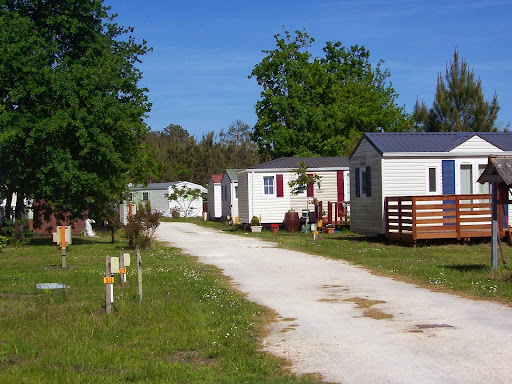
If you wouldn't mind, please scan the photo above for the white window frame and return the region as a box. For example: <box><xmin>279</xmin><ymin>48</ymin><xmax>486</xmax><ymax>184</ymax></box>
<box><xmin>142</xmin><ymin>191</ymin><xmax>149</xmax><ymax>202</ymax></box>
<box><xmin>263</xmin><ymin>176</ymin><xmax>275</xmax><ymax>197</ymax></box>
<box><xmin>425</xmin><ymin>164</ymin><xmax>441</xmax><ymax>194</ymax></box>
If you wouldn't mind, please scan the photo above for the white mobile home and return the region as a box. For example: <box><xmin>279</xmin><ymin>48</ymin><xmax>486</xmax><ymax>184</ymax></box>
<box><xmin>207</xmin><ymin>174</ymin><xmax>223</xmax><ymax>220</ymax></box>
<box><xmin>129</xmin><ymin>181</ymin><xmax>206</xmax><ymax>217</ymax></box>
<box><xmin>221</xmin><ymin>169</ymin><xmax>241</xmax><ymax>223</ymax></box>
<box><xmin>350</xmin><ymin>132</ymin><xmax>512</xmax><ymax>236</ymax></box>
<box><xmin>238</xmin><ymin>157</ymin><xmax>350</xmax><ymax>225</ymax></box>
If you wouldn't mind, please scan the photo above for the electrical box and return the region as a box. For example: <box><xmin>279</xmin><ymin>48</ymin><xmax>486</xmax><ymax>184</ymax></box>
<box><xmin>110</xmin><ymin>257</ymin><xmax>119</xmax><ymax>274</ymax></box>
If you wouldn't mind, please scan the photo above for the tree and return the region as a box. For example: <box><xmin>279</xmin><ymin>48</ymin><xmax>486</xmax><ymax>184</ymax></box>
<box><xmin>288</xmin><ymin>162</ymin><xmax>321</xmax><ymax>227</ymax></box>
<box><xmin>165</xmin><ymin>185</ymin><xmax>204</xmax><ymax>218</ymax></box>
<box><xmin>0</xmin><ymin>1</ymin><xmax>151</xmax><ymax>221</ymax></box>
<box><xmin>413</xmin><ymin>49</ymin><xmax>500</xmax><ymax>132</ymax></box>
<box><xmin>249</xmin><ymin>29</ymin><xmax>409</xmax><ymax>159</ymax></box>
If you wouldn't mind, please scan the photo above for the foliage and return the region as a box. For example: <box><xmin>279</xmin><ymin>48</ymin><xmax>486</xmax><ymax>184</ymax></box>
<box><xmin>123</xmin><ymin>202</ymin><xmax>160</xmax><ymax>250</ymax></box>
<box><xmin>1</xmin><ymin>220</ymin><xmax>33</xmax><ymax>247</ymax></box>
<box><xmin>249</xmin><ymin>29</ymin><xmax>409</xmax><ymax>159</ymax></box>
<box><xmin>145</xmin><ymin>120</ymin><xmax>260</xmax><ymax>186</ymax></box>
<box><xmin>0</xmin><ymin>235</ymin><xmax>320</xmax><ymax>383</ymax></box>
<box><xmin>288</xmin><ymin>162</ymin><xmax>321</xmax><ymax>196</ymax></box>
<box><xmin>251</xmin><ymin>216</ymin><xmax>261</xmax><ymax>226</ymax></box>
<box><xmin>165</xmin><ymin>185</ymin><xmax>204</xmax><ymax>218</ymax></box>
<box><xmin>413</xmin><ymin>49</ymin><xmax>500</xmax><ymax>132</ymax></box>
<box><xmin>0</xmin><ymin>235</ymin><xmax>7</xmax><ymax>250</ymax></box>
<box><xmin>0</xmin><ymin>0</ymin><xmax>151</xmax><ymax>222</ymax></box>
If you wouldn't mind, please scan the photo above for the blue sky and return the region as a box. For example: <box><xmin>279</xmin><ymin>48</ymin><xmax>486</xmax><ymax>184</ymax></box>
<box><xmin>104</xmin><ymin>0</ymin><xmax>512</xmax><ymax>138</ymax></box>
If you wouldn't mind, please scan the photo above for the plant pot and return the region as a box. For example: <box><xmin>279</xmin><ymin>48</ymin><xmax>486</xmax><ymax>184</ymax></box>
<box><xmin>284</xmin><ymin>211</ymin><xmax>300</xmax><ymax>232</ymax></box>
<box><xmin>326</xmin><ymin>226</ymin><xmax>335</xmax><ymax>234</ymax></box>
<box><xmin>271</xmin><ymin>228</ymin><xmax>279</xmax><ymax>234</ymax></box>
<box><xmin>250</xmin><ymin>226</ymin><xmax>262</xmax><ymax>233</ymax></box>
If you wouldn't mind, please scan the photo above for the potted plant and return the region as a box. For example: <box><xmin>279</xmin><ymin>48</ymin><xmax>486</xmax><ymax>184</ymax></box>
<box><xmin>326</xmin><ymin>224</ymin><xmax>335</xmax><ymax>234</ymax></box>
<box><xmin>270</xmin><ymin>224</ymin><xmax>279</xmax><ymax>233</ymax></box>
<box><xmin>250</xmin><ymin>216</ymin><xmax>262</xmax><ymax>233</ymax></box>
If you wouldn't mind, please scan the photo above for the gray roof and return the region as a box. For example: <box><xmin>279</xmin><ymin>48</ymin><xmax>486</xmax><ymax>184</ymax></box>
<box><xmin>130</xmin><ymin>182</ymin><xmax>180</xmax><ymax>191</ymax></box>
<box><xmin>354</xmin><ymin>132</ymin><xmax>512</xmax><ymax>156</ymax></box>
<box><xmin>478</xmin><ymin>155</ymin><xmax>512</xmax><ymax>186</ymax></box>
<box><xmin>248</xmin><ymin>157</ymin><xmax>350</xmax><ymax>170</ymax></box>
<box><xmin>224</xmin><ymin>169</ymin><xmax>242</xmax><ymax>182</ymax></box>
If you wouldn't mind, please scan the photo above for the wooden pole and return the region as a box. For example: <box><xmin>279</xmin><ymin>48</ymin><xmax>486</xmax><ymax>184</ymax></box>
<box><xmin>61</xmin><ymin>226</ymin><xmax>67</xmax><ymax>269</ymax></box>
<box><xmin>137</xmin><ymin>249</ymin><xmax>142</xmax><ymax>304</ymax></box>
<box><xmin>492</xmin><ymin>183</ymin><xmax>498</xmax><ymax>269</ymax></box>
<box><xmin>105</xmin><ymin>256</ymin><xmax>112</xmax><ymax>314</ymax></box>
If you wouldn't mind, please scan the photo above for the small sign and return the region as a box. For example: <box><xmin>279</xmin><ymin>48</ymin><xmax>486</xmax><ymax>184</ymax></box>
<box><xmin>111</xmin><ymin>257</ymin><xmax>119</xmax><ymax>273</ymax></box>
<box><xmin>123</xmin><ymin>253</ymin><xmax>131</xmax><ymax>267</ymax></box>
<box><xmin>104</xmin><ymin>277</ymin><xmax>114</xmax><ymax>284</ymax></box>
<box><xmin>118</xmin><ymin>268</ymin><xmax>127</xmax><ymax>274</ymax></box>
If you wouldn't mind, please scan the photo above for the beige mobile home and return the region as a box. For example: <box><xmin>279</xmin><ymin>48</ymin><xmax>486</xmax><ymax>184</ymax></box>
<box><xmin>350</xmin><ymin>132</ymin><xmax>512</xmax><ymax>236</ymax></box>
<box><xmin>238</xmin><ymin>157</ymin><xmax>350</xmax><ymax>225</ymax></box>
<box><xmin>221</xmin><ymin>169</ymin><xmax>241</xmax><ymax>223</ymax></box>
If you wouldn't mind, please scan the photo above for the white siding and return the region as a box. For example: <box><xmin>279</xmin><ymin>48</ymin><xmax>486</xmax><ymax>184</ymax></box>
<box><xmin>450</xmin><ymin>136</ymin><xmax>502</xmax><ymax>153</ymax></box>
<box><xmin>251</xmin><ymin>172</ymin><xmax>291</xmax><ymax>224</ymax></box>
<box><xmin>350</xmin><ymin>139</ymin><xmax>383</xmax><ymax>236</ymax></box>
<box><xmin>207</xmin><ymin>181</ymin><xmax>222</xmax><ymax>219</ymax></box>
<box><xmin>231</xmin><ymin>182</ymin><xmax>239</xmax><ymax>221</ymax></box>
<box><xmin>220</xmin><ymin>174</ymin><xmax>239</xmax><ymax>221</ymax></box>
<box><xmin>238</xmin><ymin>172</ymin><xmax>250</xmax><ymax>224</ymax></box>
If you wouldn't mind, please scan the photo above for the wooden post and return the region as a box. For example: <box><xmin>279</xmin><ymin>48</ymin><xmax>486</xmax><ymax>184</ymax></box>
<box><xmin>492</xmin><ymin>183</ymin><xmax>498</xmax><ymax>269</ymax></box>
<box><xmin>412</xmin><ymin>197</ymin><xmax>417</xmax><ymax>244</ymax></box>
<box><xmin>120</xmin><ymin>250</ymin><xmax>126</xmax><ymax>284</ymax></box>
<box><xmin>105</xmin><ymin>256</ymin><xmax>112</xmax><ymax>314</ymax></box>
<box><xmin>456</xmin><ymin>196</ymin><xmax>461</xmax><ymax>240</ymax></box>
<box><xmin>137</xmin><ymin>249</ymin><xmax>142</xmax><ymax>304</ymax></box>
<box><xmin>61</xmin><ymin>226</ymin><xmax>67</xmax><ymax>269</ymax></box>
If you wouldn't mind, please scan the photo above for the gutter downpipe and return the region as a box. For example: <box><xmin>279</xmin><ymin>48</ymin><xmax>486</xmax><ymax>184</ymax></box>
<box><xmin>251</xmin><ymin>171</ymin><xmax>255</xmax><ymax>220</ymax></box>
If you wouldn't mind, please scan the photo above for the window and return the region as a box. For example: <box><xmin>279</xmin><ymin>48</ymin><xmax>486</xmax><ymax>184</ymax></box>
<box><xmin>355</xmin><ymin>166</ymin><xmax>371</xmax><ymax>197</ymax></box>
<box><xmin>460</xmin><ymin>164</ymin><xmax>473</xmax><ymax>194</ymax></box>
<box><xmin>235</xmin><ymin>186</ymin><xmax>238</xmax><ymax>199</ymax></box>
<box><xmin>263</xmin><ymin>176</ymin><xmax>274</xmax><ymax>195</ymax></box>
<box><xmin>223</xmin><ymin>185</ymin><xmax>227</xmax><ymax>201</ymax></box>
<box><xmin>478</xmin><ymin>164</ymin><xmax>490</xmax><ymax>194</ymax></box>
<box><xmin>142</xmin><ymin>192</ymin><xmax>149</xmax><ymax>202</ymax></box>
<box><xmin>426</xmin><ymin>165</ymin><xmax>440</xmax><ymax>194</ymax></box>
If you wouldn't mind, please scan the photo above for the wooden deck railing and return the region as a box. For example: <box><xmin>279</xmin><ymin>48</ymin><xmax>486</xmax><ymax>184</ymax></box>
<box><xmin>385</xmin><ymin>194</ymin><xmax>504</xmax><ymax>244</ymax></box>
<box><xmin>315</xmin><ymin>201</ymin><xmax>350</xmax><ymax>226</ymax></box>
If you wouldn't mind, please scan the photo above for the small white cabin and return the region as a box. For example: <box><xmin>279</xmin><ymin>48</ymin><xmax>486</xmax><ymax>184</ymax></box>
<box><xmin>129</xmin><ymin>181</ymin><xmax>206</xmax><ymax>217</ymax></box>
<box><xmin>349</xmin><ymin>132</ymin><xmax>512</xmax><ymax>236</ymax></box>
<box><xmin>238</xmin><ymin>157</ymin><xmax>350</xmax><ymax>225</ymax></box>
<box><xmin>221</xmin><ymin>169</ymin><xmax>241</xmax><ymax>223</ymax></box>
<box><xmin>207</xmin><ymin>174</ymin><xmax>223</xmax><ymax>220</ymax></box>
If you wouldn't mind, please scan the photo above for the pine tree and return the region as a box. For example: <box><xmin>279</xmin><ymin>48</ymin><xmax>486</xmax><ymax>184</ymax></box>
<box><xmin>413</xmin><ymin>49</ymin><xmax>499</xmax><ymax>132</ymax></box>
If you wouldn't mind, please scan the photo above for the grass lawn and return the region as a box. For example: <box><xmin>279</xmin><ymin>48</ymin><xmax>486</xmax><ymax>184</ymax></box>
<box><xmin>0</xmin><ymin>233</ymin><xmax>325</xmax><ymax>384</ymax></box>
<box><xmin>186</xmin><ymin>217</ymin><xmax>512</xmax><ymax>305</ymax></box>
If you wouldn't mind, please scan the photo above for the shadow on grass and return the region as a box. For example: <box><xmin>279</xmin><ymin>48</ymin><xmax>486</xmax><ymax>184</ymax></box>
<box><xmin>442</xmin><ymin>264</ymin><xmax>488</xmax><ymax>272</ymax></box>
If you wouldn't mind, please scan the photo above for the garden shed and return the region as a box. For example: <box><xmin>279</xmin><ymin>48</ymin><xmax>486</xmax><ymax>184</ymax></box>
<box><xmin>237</xmin><ymin>157</ymin><xmax>350</xmax><ymax>226</ymax></box>
<box><xmin>350</xmin><ymin>132</ymin><xmax>512</xmax><ymax>237</ymax></box>
<box><xmin>207</xmin><ymin>174</ymin><xmax>223</xmax><ymax>220</ymax></box>
<box><xmin>221</xmin><ymin>169</ymin><xmax>241</xmax><ymax>223</ymax></box>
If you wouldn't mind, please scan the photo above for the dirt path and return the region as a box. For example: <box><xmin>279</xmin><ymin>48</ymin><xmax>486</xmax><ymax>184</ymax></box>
<box><xmin>156</xmin><ymin>222</ymin><xmax>512</xmax><ymax>384</ymax></box>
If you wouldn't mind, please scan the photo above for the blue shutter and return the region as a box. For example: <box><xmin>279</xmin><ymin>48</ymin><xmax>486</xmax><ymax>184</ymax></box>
<box><xmin>442</xmin><ymin>160</ymin><xmax>456</xmax><ymax>226</ymax></box>
<box><xmin>355</xmin><ymin>168</ymin><xmax>360</xmax><ymax>197</ymax></box>
<box><xmin>442</xmin><ymin>160</ymin><xmax>455</xmax><ymax>194</ymax></box>
<box><xmin>366</xmin><ymin>166</ymin><xmax>371</xmax><ymax>197</ymax></box>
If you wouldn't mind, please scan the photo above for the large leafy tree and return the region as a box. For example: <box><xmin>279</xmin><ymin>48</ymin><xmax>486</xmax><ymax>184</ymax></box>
<box><xmin>0</xmin><ymin>0</ymin><xmax>151</xmax><ymax>220</ymax></box>
<box><xmin>413</xmin><ymin>49</ymin><xmax>500</xmax><ymax>132</ymax></box>
<box><xmin>249</xmin><ymin>29</ymin><xmax>409</xmax><ymax>159</ymax></box>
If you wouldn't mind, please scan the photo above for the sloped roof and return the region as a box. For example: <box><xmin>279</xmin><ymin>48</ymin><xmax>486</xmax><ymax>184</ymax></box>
<box><xmin>248</xmin><ymin>157</ymin><xmax>349</xmax><ymax>170</ymax></box>
<box><xmin>131</xmin><ymin>182</ymin><xmax>179</xmax><ymax>190</ymax></box>
<box><xmin>210</xmin><ymin>174</ymin><xmax>223</xmax><ymax>183</ymax></box>
<box><xmin>478</xmin><ymin>155</ymin><xmax>512</xmax><ymax>186</ymax></box>
<box><xmin>224</xmin><ymin>169</ymin><xmax>241</xmax><ymax>182</ymax></box>
<box><xmin>354</xmin><ymin>132</ymin><xmax>512</xmax><ymax>156</ymax></box>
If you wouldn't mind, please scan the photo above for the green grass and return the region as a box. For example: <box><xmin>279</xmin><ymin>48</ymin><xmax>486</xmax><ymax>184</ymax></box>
<box><xmin>182</xmin><ymin>217</ymin><xmax>512</xmax><ymax>305</ymax></box>
<box><xmin>0</xmin><ymin>233</ymin><xmax>325</xmax><ymax>384</ymax></box>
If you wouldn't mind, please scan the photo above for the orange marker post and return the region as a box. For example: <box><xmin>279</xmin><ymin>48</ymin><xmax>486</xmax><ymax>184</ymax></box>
<box><xmin>60</xmin><ymin>226</ymin><xmax>67</xmax><ymax>269</ymax></box>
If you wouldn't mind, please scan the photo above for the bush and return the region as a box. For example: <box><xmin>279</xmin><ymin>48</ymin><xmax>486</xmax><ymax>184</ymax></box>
<box><xmin>0</xmin><ymin>235</ymin><xmax>8</xmax><ymax>250</ymax></box>
<box><xmin>123</xmin><ymin>202</ymin><xmax>161</xmax><ymax>250</ymax></box>
<box><xmin>2</xmin><ymin>220</ymin><xmax>33</xmax><ymax>247</ymax></box>
<box><xmin>251</xmin><ymin>216</ymin><xmax>260</xmax><ymax>226</ymax></box>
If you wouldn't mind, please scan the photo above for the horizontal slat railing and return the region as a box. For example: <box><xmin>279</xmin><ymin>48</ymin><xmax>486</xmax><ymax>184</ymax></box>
<box><xmin>385</xmin><ymin>194</ymin><xmax>502</xmax><ymax>244</ymax></box>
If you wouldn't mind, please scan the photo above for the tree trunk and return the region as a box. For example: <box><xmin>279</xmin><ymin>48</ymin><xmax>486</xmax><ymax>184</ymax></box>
<box><xmin>5</xmin><ymin>194</ymin><xmax>12</xmax><ymax>222</ymax></box>
<box><xmin>137</xmin><ymin>248</ymin><xmax>143</xmax><ymax>303</ymax></box>
<box><xmin>15</xmin><ymin>192</ymin><xmax>25</xmax><ymax>220</ymax></box>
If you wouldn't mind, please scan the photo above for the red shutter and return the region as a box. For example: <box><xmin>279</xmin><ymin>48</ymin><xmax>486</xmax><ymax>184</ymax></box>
<box><xmin>307</xmin><ymin>174</ymin><xmax>314</xmax><ymax>197</ymax></box>
<box><xmin>276</xmin><ymin>174</ymin><xmax>284</xmax><ymax>197</ymax></box>
<box><xmin>337</xmin><ymin>171</ymin><xmax>344</xmax><ymax>202</ymax></box>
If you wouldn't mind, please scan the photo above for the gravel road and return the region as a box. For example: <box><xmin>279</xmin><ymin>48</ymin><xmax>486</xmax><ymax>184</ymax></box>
<box><xmin>156</xmin><ymin>222</ymin><xmax>512</xmax><ymax>384</ymax></box>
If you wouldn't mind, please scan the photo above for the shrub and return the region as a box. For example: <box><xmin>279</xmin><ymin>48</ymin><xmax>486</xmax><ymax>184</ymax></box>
<box><xmin>0</xmin><ymin>235</ymin><xmax>8</xmax><ymax>250</ymax></box>
<box><xmin>251</xmin><ymin>216</ymin><xmax>260</xmax><ymax>226</ymax></box>
<box><xmin>2</xmin><ymin>220</ymin><xmax>33</xmax><ymax>247</ymax></box>
<box><xmin>123</xmin><ymin>202</ymin><xmax>161</xmax><ymax>250</ymax></box>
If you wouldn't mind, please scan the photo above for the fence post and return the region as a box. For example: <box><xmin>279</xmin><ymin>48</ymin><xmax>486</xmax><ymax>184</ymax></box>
<box><xmin>412</xmin><ymin>197</ymin><xmax>416</xmax><ymax>243</ymax></box>
<box><xmin>105</xmin><ymin>256</ymin><xmax>112</xmax><ymax>314</ymax></box>
<box><xmin>456</xmin><ymin>196</ymin><xmax>461</xmax><ymax>240</ymax></box>
<box><xmin>492</xmin><ymin>183</ymin><xmax>498</xmax><ymax>269</ymax></box>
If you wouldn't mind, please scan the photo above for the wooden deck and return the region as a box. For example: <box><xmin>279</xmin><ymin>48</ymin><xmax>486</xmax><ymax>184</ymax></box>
<box><xmin>385</xmin><ymin>194</ymin><xmax>505</xmax><ymax>244</ymax></box>
<box><xmin>316</xmin><ymin>201</ymin><xmax>349</xmax><ymax>226</ymax></box>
